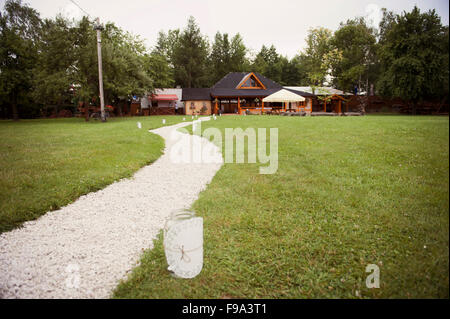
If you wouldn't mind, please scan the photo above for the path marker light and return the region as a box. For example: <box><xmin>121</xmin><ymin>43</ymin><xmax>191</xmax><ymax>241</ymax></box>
<box><xmin>164</xmin><ymin>211</ymin><xmax>203</xmax><ymax>278</ymax></box>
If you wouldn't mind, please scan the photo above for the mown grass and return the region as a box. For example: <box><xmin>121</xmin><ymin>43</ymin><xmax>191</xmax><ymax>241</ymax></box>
<box><xmin>114</xmin><ymin>115</ymin><xmax>449</xmax><ymax>298</ymax></box>
<box><xmin>0</xmin><ymin>115</ymin><xmax>185</xmax><ymax>233</ymax></box>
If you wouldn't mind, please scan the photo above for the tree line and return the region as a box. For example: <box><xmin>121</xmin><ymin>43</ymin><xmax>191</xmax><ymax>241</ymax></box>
<box><xmin>0</xmin><ymin>0</ymin><xmax>448</xmax><ymax>119</ymax></box>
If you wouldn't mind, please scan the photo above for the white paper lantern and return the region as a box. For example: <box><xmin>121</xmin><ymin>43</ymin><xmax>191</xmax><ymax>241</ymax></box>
<box><xmin>137</xmin><ymin>122</ymin><xmax>142</xmax><ymax>129</ymax></box>
<box><xmin>164</xmin><ymin>211</ymin><xmax>203</xmax><ymax>278</ymax></box>
<box><xmin>162</xmin><ymin>119</ymin><xmax>166</xmax><ymax>124</ymax></box>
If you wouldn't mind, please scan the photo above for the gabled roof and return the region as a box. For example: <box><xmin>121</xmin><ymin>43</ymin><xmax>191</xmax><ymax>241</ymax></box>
<box><xmin>213</xmin><ymin>72</ymin><xmax>282</xmax><ymax>90</ymax></box>
<box><xmin>211</xmin><ymin>72</ymin><xmax>282</xmax><ymax>97</ymax></box>
<box><xmin>181</xmin><ymin>88</ymin><xmax>211</xmax><ymax>101</ymax></box>
<box><xmin>236</xmin><ymin>72</ymin><xmax>266</xmax><ymax>89</ymax></box>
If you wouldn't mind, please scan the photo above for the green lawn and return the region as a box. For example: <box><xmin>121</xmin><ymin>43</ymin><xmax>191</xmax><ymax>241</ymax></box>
<box><xmin>114</xmin><ymin>115</ymin><xmax>449</xmax><ymax>298</ymax></box>
<box><xmin>0</xmin><ymin>115</ymin><xmax>185</xmax><ymax>233</ymax></box>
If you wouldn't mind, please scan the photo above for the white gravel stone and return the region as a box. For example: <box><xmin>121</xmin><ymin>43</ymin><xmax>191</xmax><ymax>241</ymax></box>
<box><xmin>0</xmin><ymin>118</ymin><xmax>222</xmax><ymax>299</ymax></box>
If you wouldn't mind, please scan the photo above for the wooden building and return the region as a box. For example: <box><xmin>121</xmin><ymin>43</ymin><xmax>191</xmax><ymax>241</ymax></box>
<box><xmin>182</xmin><ymin>72</ymin><xmax>314</xmax><ymax>115</ymax></box>
<box><xmin>285</xmin><ymin>86</ymin><xmax>353</xmax><ymax>113</ymax></box>
<box><xmin>210</xmin><ymin>72</ymin><xmax>314</xmax><ymax>115</ymax></box>
<box><xmin>181</xmin><ymin>88</ymin><xmax>212</xmax><ymax>115</ymax></box>
<box><xmin>181</xmin><ymin>73</ymin><xmax>353</xmax><ymax>115</ymax></box>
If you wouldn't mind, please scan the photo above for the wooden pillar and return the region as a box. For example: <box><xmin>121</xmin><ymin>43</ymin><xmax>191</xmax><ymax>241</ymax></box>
<box><xmin>261</xmin><ymin>99</ymin><xmax>264</xmax><ymax>114</ymax></box>
<box><xmin>214</xmin><ymin>99</ymin><xmax>218</xmax><ymax>115</ymax></box>
<box><xmin>338</xmin><ymin>99</ymin><xmax>342</xmax><ymax>114</ymax></box>
<box><xmin>324</xmin><ymin>100</ymin><xmax>326</xmax><ymax>112</ymax></box>
<box><xmin>238</xmin><ymin>97</ymin><xmax>241</xmax><ymax>115</ymax></box>
<box><xmin>346</xmin><ymin>102</ymin><xmax>348</xmax><ymax>113</ymax></box>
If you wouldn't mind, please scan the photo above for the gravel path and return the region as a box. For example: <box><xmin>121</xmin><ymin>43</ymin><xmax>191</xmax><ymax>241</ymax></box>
<box><xmin>0</xmin><ymin>117</ymin><xmax>222</xmax><ymax>299</ymax></box>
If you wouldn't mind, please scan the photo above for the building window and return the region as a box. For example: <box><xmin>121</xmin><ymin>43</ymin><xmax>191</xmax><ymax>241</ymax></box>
<box><xmin>239</xmin><ymin>74</ymin><xmax>263</xmax><ymax>89</ymax></box>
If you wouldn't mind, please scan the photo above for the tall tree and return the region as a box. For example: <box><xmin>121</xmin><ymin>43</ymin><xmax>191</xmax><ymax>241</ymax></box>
<box><xmin>209</xmin><ymin>32</ymin><xmax>249</xmax><ymax>84</ymax></box>
<box><xmin>32</xmin><ymin>16</ymin><xmax>75</xmax><ymax>111</ymax></box>
<box><xmin>252</xmin><ymin>44</ymin><xmax>282</xmax><ymax>82</ymax></box>
<box><xmin>377</xmin><ymin>6</ymin><xmax>449</xmax><ymax>113</ymax></box>
<box><xmin>33</xmin><ymin>16</ymin><xmax>154</xmax><ymax>112</ymax></box>
<box><xmin>154</xmin><ymin>29</ymin><xmax>180</xmax><ymax>64</ymax></box>
<box><xmin>101</xmin><ymin>23</ymin><xmax>153</xmax><ymax>104</ymax></box>
<box><xmin>209</xmin><ymin>32</ymin><xmax>231</xmax><ymax>83</ymax></box>
<box><xmin>286</xmin><ymin>54</ymin><xmax>310</xmax><ymax>86</ymax></box>
<box><xmin>229</xmin><ymin>33</ymin><xmax>248</xmax><ymax>72</ymax></box>
<box><xmin>143</xmin><ymin>52</ymin><xmax>174</xmax><ymax>88</ymax></box>
<box><xmin>277</xmin><ymin>55</ymin><xmax>309</xmax><ymax>86</ymax></box>
<box><xmin>329</xmin><ymin>17</ymin><xmax>377</xmax><ymax>93</ymax></box>
<box><xmin>70</xmin><ymin>16</ymin><xmax>97</xmax><ymax>107</ymax></box>
<box><xmin>172</xmin><ymin>16</ymin><xmax>209</xmax><ymax>87</ymax></box>
<box><xmin>0</xmin><ymin>0</ymin><xmax>42</xmax><ymax>120</ymax></box>
<box><xmin>301</xmin><ymin>27</ymin><xmax>333</xmax><ymax>87</ymax></box>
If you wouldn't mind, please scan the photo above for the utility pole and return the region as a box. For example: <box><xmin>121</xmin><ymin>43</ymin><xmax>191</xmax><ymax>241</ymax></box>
<box><xmin>95</xmin><ymin>18</ymin><xmax>106</xmax><ymax>122</ymax></box>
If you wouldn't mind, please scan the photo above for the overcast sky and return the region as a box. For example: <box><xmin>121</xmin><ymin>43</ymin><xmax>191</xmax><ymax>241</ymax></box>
<box><xmin>2</xmin><ymin>0</ymin><xmax>449</xmax><ymax>58</ymax></box>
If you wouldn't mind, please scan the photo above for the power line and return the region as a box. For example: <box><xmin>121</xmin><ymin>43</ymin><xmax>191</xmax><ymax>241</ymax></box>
<box><xmin>69</xmin><ymin>0</ymin><xmax>91</xmax><ymax>18</ymax></box>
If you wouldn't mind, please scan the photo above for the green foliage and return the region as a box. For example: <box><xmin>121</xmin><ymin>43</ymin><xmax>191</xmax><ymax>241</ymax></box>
<box><xmin>252</xmin><ymin>44</ymin><xmax>282</xmax><ymax>82</ymax></box>
<box><xmin>36</xmin><ymin>17</ymin><xmax>153</xmax><ymax>106</ymax></box>
<box><xmin>287</xmin><ymin>54</ymin><xmax>311</xmax><ymax>86</ymax></box>
<box><xmin>377</xmin><ymin>6</ymin><xmax>449</xmax><ymax>107</ymax></box>
<box><xmin>1</xmin><ymin>2</ymin><xmax>153</xmax><ymax>118</ymax></box>
<box><xmin>101</xmin><ymin>22</ymin><xmax>153</xmax><ymax>102</ymax></box>
<box><xmin>143</xmin><ymin>52</ymin><xmax>174</xmax><ymax>89</ymax></box>
<box><xmin>153</xmin><ymin>29</ymin><xmax>180</xmax><ymax>63</ymax></box>
<box><xmin>0</xmin><ymin>0</ymin><xmax>42</xmax><ymax>119</ymax></box>
<box><xmin>330</xmin><ymin>18</ymin><xmax>377</xmax><ymax>93</ymax></box>
<box><xmin>251</xmin><ymin>45</ymin><xmax>305</xmax><ymax>86</ymax></box>
<box><xmin>229</xmin><ymin>34</ymin><xmax>249</xmax><ymax>73</ymax></box>
<box><xmin>300</xmin><ymin>27</ymin><xmax>333</xmax><ymax>86</ymax></box>
<box><xmin>209</xmin><ymin>32</ymin><xmax>249</xmax><ymax>84</ymax></box>
<box><xmin>32</xmin><ymin>16</ymin><xmax>74</xmax><ymax>107</ymax></box>
<box><xmin>70</xmin><ymin>17</ymin><xmax>97</xmax><ymax>103</ymax></box>
<box><xmin>172</xmin><ymin>16</ymin><xmax>210</xmax><ymax>88</ymax></box>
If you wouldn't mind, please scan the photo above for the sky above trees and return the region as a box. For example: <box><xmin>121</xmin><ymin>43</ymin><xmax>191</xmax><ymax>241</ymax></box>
<box><xmin>3</xmin><ymin>0</ymin><xmax>448</xmax><ymax>59</ymax></box>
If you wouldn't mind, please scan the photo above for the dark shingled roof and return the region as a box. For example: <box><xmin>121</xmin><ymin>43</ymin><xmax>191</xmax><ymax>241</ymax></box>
<box><xmin>212</xmin><ymin>72</ymin><xmax>282</xmax><ymax>89</ymax></box>
<box><xmin>210</xmin><ymin>72</ymin><xmax>283</xmax><ymax>98</ymax></box>
<box><xmin>181</xmin><ymin>88</ymin><xmax>211</xmax><ymax>101</ymax></box>
<box><xmin>181</xmin><ymin>73</ymin><xmax>314</xmax><ymax>100</ymax></box>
